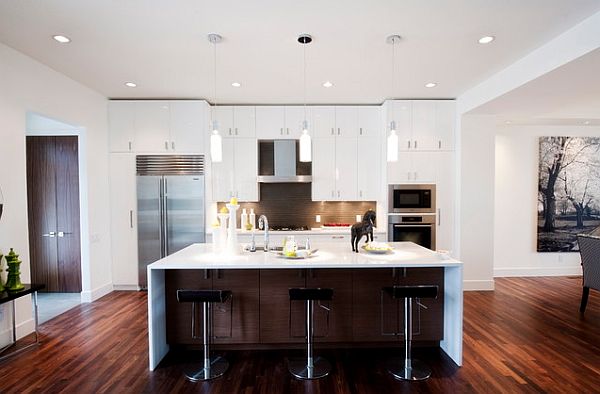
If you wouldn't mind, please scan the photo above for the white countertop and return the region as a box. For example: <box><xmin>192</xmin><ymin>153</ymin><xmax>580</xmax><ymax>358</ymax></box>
<box><xmin>148</xmin><ymin>241</ymin><xmax>461</xmax><ymax>270</ymax></box>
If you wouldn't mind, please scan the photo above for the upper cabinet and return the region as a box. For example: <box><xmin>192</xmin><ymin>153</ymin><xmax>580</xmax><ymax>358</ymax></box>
<box><xmin>255</xmin><ymin>106</ymin><xmax>286</xmax><ymax>139</ymax></box>
<box><xmin>358</xmin><ymin>106</ymin><xmax>383</xmax><ymax>138</ymax></box>
<box><xmin>211</xmin><ymin>106</ymin><xmax>256</xmax><ymax>138</ymax></box>
<box><xmin>334</xmin><ymin>107</ymin><xmax>359</xmax><ymax>138</ymax></box>
<box><xmin>384</xmin><ymin>100</ymin><xmax>455</xmax><ymax>152</ymax></box>
<box><xmin>108</xmin><ymin>100</ymin><xmax>209</xmax><ymax>153</ymax></box>
<box><xmin>312</xmin><ymin>106</ymin><xmax>336</xmax><ymax>138</ymax></box>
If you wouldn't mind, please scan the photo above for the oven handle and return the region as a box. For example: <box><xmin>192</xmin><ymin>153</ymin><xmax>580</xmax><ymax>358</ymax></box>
<box><xmin>392</xmin><ymin>224</ymin><xmax>433</xmax><ymax>227</ymax></box>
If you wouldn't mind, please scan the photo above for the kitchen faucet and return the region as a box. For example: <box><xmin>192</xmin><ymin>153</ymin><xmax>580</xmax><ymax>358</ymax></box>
<box><xmin>258</xmin><ymin>215</ymin><xmax>269</xmax><ymax>252</ymax></box>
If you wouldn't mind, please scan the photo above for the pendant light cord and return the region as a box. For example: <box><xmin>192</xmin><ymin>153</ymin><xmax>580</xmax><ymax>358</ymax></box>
<box><xmin>391</xmin><ymin>37</ymin><xmax>395</xmax><ymax>123</ymax></box>
<box><xmin>303</xmin><ymin>39</ymin><xmax>307</xmax><ymax>122</ymax></box>
<box><xmin>212</xmin><ymin>39</ymin><xmax>217</xmax><ymax>126</ymax></box>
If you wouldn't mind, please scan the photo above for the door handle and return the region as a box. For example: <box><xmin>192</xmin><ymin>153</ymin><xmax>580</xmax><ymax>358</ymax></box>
<box><xmin>42</xmin><ymin>232</ymin><xmax>56</xmax><ymax>238</ymax></box>
<box><xmin>57</xmin><ymin>231</ymin><xmax>72</xmax><ymax>237</ymax></box>
<box><xmin>130</xmin><ymin>210</ymin><xmax>134</xmax><ymax>228</ymax></box>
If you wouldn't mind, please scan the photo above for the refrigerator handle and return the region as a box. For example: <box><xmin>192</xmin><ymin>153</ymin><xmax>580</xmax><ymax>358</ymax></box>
<box><xmin>163</xmin><ymin>177</ymin><xmax>169</xmax><ymax>256</ymax></box>
<box><xmin>158</xmin><ymin>178</ymin><xmax>165</xmax><ymax>257</ymax></box>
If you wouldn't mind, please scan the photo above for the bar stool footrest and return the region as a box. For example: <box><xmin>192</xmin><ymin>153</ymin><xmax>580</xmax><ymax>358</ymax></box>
<box><xmin>385</xmin><ymin>357</ymin><xmax>431</xmax><ymax>381</ymax></box>
<box><xmin>183</xmin><ymin>356</ymin><xmax>229</xmax><ymax>382</ymax></box>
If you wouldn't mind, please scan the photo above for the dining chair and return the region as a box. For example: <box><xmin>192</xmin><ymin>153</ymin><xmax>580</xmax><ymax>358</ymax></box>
<box><xmin>576</xmin><ymin>234</ymin><xmax>600</xmax><ymax>313</ymax></box>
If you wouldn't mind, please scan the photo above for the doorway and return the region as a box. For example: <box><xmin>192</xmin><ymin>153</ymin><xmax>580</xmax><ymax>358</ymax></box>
<box><xmin>26</xmin><ymin>136</ymin><xmax>82</xmax><ymax>295</ymax></box>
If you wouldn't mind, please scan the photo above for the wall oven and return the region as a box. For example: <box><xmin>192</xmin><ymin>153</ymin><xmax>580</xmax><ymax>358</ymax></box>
<box><xmin>388</xmin><ymin>214</ymin><xmax>436</xmax><ymax>250</ymax></box>
<box><xmin>388</xmin><ymin>184</ymin><xmax>436</xmax><ymax>214</ymax></box>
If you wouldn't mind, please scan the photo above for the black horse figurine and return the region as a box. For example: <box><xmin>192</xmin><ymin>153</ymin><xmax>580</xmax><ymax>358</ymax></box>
<box><xmin>351</xmin><ymin>210</ymin><xmax>376</xmax><ymax>252</ymax></box>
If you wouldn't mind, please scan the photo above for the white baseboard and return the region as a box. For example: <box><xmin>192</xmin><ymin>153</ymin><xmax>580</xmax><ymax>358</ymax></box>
<box><xmin>463</xmin><ymin>279</ymin><xmax>495</xmax><ymax>291</ymax></box>
<box><xmin>0</xmin><ymin>317</ymin><xmax>35</xmax><ymax>347</ymax></box>
<box><xmin>113</xmin><ymin>284</ymin><xmax>140</xmax><ymax>291</ymax></box>
<box><xmin>494</xmin><ymin>266</ymin><xmax>582</xmax><ymax>277</ymax></box>
<box><xmin>81</xmin><ymin>282</ymin><xmax>113</xmax><ymax>303</ymax></box>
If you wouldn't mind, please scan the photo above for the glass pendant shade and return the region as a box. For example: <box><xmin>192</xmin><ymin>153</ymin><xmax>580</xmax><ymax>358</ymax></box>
<box><xmin>210</xmin><ymin>122</ymin><xmax>222</xmax><ymax>163</ymax></box>
<box><xmin>299</xmin><ymin>126</ymin><xmax>312</xmax><ymax>162</ymax></box>
<box><xmin>387</xmin><ymin>121</ymin><xmax>398</xmax><ymax>162</ymax></box>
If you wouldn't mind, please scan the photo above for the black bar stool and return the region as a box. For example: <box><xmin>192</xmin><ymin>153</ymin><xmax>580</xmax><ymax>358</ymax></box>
<box><xmin>382</xmin><ymin>285</ymin><xmax>439</xmax><ymax>381</ymax></box>
<box><xmin>176</xmin><ymin>289</ymin><xmax>232</xmax><ymax>382</ymax></box>
<box><xmin>288</xmin><ymin>287</ymin><xmax>334</xmax><ymax>380</ymax></box>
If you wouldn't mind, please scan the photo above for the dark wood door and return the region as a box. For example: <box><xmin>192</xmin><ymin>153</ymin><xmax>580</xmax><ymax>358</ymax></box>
<box><xmin>259</xmin><ymin>269</ymin><xmax>306</xmax><ymax>343</ymax></box>
<box><xmin>306</xmin><ymin>269</ymin><xmax>353</xmax><ymax>342</ymax></box>
<box><xmin>27</xmin><ymin>136</ymin><xmax>81</xmax><ymax>292</ymax></box>
<box><xmin>213</xmin><ymin>269</ymin><xmax>259</xmax><ymax>344</ymax></box>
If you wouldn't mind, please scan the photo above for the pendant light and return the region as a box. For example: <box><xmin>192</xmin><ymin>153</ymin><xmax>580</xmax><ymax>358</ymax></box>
<box><xmin>208</xmin><ymin>33</ymin><xmax>223</xmax><ymax>163</ymax></box>
<box><xmin>386</xmin><ymin>35</ymin><xmax>401</xmax><ymax>162</ymax></box>
<box><xmin>298</xmin><ymin>34</ymin><xmax>312</xmax><ymax>162</ymax></box>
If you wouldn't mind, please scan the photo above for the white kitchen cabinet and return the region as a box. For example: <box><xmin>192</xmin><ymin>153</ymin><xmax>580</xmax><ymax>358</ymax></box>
<box><xmin>335</xmin><ymin>106</ymin><xmax>359</xmax><ymax>138</ymax></box>
<box><xmin>312</xmin><ymin>106</ymin><xmax>336</xmax><ymax>138</ymax></box>
<box><xmin>211</xmin><ymin>138</ymin><xmax>258</xmax><ymax>202</ymax></box>
<box><xmin>134</xmin><ymin>101</ymin><xmax>171</xmax><ymax>152</ymax></box>
<box><xmin>335</xmin><ymin>137</ymin><xmax>358</xmax><ymax>200</ymax></box>
<box><xmin>387</xmin><ymin>151</ymin><xmax>437</xmax><ymax>183</ymax></box>
<box><xmin>169</xmin><ymin>101</ymin><xmax>205</xmax><ymax>152</ymax></box>
<box><xmin>435</xmin><ymin>101</ymin><xmax>455</xmax><ymax>151</ymax></box>
<box><xmin>109</xmin><ymin>153</ymin><xmax>138</xmax><ymax>287</ymax></box>
<box><xmin>256</xmin><ymin>106</ymin><xmax>286</xmax><ymax>139</ymax></box>
<box><xmin>358</xmin><ymin>106</ymin><xmax>382</xmax><ymax>138</ymax></box>
<box><xmin>285</xmin><ymin>106</ymin><xmax>312</xmax><ymax>138</ymax></box>
<box><xmin>213</xmin><ymin>106</ymin><xmax>235</xmax><ymax>137</ymax></box>
<box><xmin>411</xmin><ymin>101</ymin><xmax>437</xmax><ymax>150</ymax></box>
<box><xmin>357</xmin><ymin>136</ymin><xmax>381</xmax><ymax>200</ymax></box>
<box><xmin>436</xmin><ymin>151</ymin><xmax>455</xmax><ymax>252</ymax></box>
<box><xmin>108</xmin><ymin>101</ymin><xmax>136</xmax><ymax>152</ymax></box>
<box><xmin>312</xmin><ymin>138</ymin><xmax>336</xmax><ymax>200</ymax></box>
<box><xmin>233</xmin><ymin>106</ymin><xmax>256</xmax><ymax>138</ymax></box>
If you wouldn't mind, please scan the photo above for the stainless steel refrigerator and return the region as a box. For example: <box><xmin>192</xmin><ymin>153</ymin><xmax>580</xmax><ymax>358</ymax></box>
<box><xmin>136</xmin><ymin>155</ymin><xmax>205</xmax><ymax>288</ymax></box>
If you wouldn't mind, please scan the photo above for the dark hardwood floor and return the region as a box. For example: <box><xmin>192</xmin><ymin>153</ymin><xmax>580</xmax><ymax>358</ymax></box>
<box><xmin>1</xmin><ymin>276</ymin><xmax>599</xmax><ymax>393</ymax></box>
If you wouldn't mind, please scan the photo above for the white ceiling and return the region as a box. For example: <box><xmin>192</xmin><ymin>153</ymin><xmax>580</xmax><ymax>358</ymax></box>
<box><xmin>1</xmin><ymin>0</ymin><xmax>599</xmax><ymax>104</ymax></box>
<box><xmin>469</xmin><ymin>48</ymin><xmax>600</xmax><ymax>123</ymax></box>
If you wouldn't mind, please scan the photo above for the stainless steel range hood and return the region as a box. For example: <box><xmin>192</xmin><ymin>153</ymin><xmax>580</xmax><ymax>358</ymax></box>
<box><xmin>257</xmin><ymin>140</ymin><xmax>312</xmax><ymax>183</ymax></box>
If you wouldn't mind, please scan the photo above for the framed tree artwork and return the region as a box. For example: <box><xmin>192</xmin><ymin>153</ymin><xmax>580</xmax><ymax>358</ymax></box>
<box><xmin>538</xmin><ymin>136</ymin><xmax>600</xmax><ymax>252</ymax></box>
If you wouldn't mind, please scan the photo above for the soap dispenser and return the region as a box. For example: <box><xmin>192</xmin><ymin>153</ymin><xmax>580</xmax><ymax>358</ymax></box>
<box><xmin>249</xmin><ymin>208</ymin><xmax>256</xmax><ymax>230</ymax></box>
<box><xmin>241</xmin><ymin>208</ymin><xmax>248</xmax><ymax>231</ymax></box>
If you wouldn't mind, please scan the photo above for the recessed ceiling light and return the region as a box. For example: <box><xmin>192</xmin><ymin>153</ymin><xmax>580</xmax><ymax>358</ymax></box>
<box><xmin>124</xmin><ymin>82</ymin><xmax>137</xmax><ymax>88</ymax></box>
<box><xmin>479</xmin><ymin>36</ymin><xmax>495</xmax><ymax>44</ymax></box>
<box><xmin>425</xmin><ymin>82</ymin><xmax>437</xmax><ymax>88</ymax></box>
<box><xmin>505</xmin><ymin>120</ymin><xmax>512</xmax><ymax>125</ymax></box>
<box><xmin>322</xmin><ymin>81</ymin><xmax>333</xmax><ymax>88</ymax></box>
<box><xmin>231</xmin><ymin>82</ymin><xmax>241</xmax><ymax>87</ymax></box>
<box><xmin>52</xmin><ymin>35</ymin><xmax>71</xmax><ymax>43</ymax></box>
<box><xmin>584</xmin><ymin>120</ymin><xmax>591</xmax><ymax>125</ymax></box>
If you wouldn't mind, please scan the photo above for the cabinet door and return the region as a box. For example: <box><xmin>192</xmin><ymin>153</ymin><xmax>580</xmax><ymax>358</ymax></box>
<box><xmin>256</xmin><ymin>106</ymin><xmax>286</xmax><ymax>139</ymax></box>
<box><xmin>435</xmin><ymin>101</ymin><xmax>455</xmax><ymax>151</ymax></box>
<box><xmin>335</xmin><ymin>106</ymin><xmax>358</xmax><ymax>138</ymax></box>
<box><xmin>436</xmin><ymin>151</ymin><xmax>455</xmax><ymax>252</ymax></box>
<box><xmin>386</xmin><ymin>101</ymin><xmax>412</xmax><ymax>151</ymax></box>
<box><xmin>412</xmin><ymin>151</ymin><xmax>438</xmax><ymax>183</ymax></box>
<box><xmin>213</xmin><ymin>269</ymin><xmax>260</xmax><ymax>344</ymax></box>
<box><xmin>214</xmin><ymin>106</ymin><xmax>235</xmax><ymax>138</ymax></box>
<box><xmin>357</xmin><ymin>136</ymin><xmax>381</xmax><ymax>201</ymax></box>
<box><xmin>164</xmin><ymin>270</ymin><xmax>213</xmax><ymax>344</ymax></box>
<box><xmin>312</xmin><ymin>138</ymin><xmax>337</xmax><ymax>200</ymax></box>
<box><xmin>312</xmin><ymin>106</ymin><xmax>336</xmax><ymax>139</ymax></box>
<box><xmin>358</xmin><ymin>106</ymin><xmax>382</xmax><ymax>138</ymax></box>
<box><xmin>169</xmin><ymin>101</ymin><xmax>205</xmax><ymax>153</ymax></box>
<box><xmin>387</xmin><ymin>151</ymin><xmax>412</xmax><ymax>183</ymax></box>
<box><xmin>233</xmin><ymin>106</ymin><xmax>256</xmax><ymax>138</ymax></box>
<box><xmin>411</xmin><ymin>101</ymin><xmax>437</xmax><ymax>150</ymax></box>
<box><xmin>259</xmin><ymin>269</ymin><xmax>306</xmax><ymax>343</ymax></box>
<box><xmin>109</xmin><ymin>153</ymin><xmax>138</xmax><ymax>286</ymax></box>
<box><xmin>108</xmin><ymin>101</ymin><xmax>135</xmax><ymax>152</ymax></box>
<box><xmin>335</xmin><ymin>137</ymin><xmax>358</xmax><ymax>200</ymax></box>
<box><xmin>307</xmin><ymin>269</ymin><xmax>353</xmax><ymax>342</ymax></box>
<box><xmin>211</xmin><ymin>138</ymin><xmax>235</xmax><ymax>201</ymax></box>
<box><xmin>134</xmin><ymin>101</ymin><xmax>171</xmax><ymax>152</ymax></box>
<box><xmin>234</xmin><ymin>138</ymin><xmax>258</xmax><ymax>201</ymax></box>
<box><xmin>352</xmin><ymin>268</ymin><xmax>397</xmax><ymax>341</ymax></box>
<box><xmin>285</xmin><ymin>106</ymin><xmax>311</xmax><ymax>138</ymax></box>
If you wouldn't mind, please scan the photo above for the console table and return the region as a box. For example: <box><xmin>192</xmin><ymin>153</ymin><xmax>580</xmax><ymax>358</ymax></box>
<box><xmin>0</xmin><ymin>284</ymin><xmax>45</xmax><ymax>361</ymax></box>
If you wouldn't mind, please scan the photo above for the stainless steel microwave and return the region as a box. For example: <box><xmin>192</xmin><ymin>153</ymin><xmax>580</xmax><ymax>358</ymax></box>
<box><xmin>388</xmin><ymin>184</ymin><xmax>436</xmax><ymax>213</ymax></box>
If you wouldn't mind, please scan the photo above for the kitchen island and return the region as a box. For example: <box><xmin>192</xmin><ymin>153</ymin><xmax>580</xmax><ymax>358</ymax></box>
<box><xmin>147</xmin><ymin>242</ymin><xmax>463</xmax><ymax>370</ymax></box>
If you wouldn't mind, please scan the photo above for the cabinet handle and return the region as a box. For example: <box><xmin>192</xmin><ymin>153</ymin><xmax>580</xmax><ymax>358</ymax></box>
<box><xmin>280</xmin><ymin>128</ymin><xmax>284</xmax><ymax>135</ymax></box>
<box><xmin>128</xmin><ymin>141</ymin><xmax>132</xmax><ymax>151</ymax></box>
<box><xmin>359</xmin><ymin>127</ymin><xmax>363</xmax><ymax>135</ymax></box>
<box><xmin>392</xmin><ymin>268</ymin><xmax>397</xmax><ymax>278</ymax></box>
<box><xmin>407</xmin><ymin>171</ymin><xmax>411</xmax><ymax>181</ymax></box>
<box><xmin>331</xmin><ymin>128</ymin><xmax>334</xmax><ymax>135</ymax></box>
<box><xmin>228</xmin><ymin>128</ymin><xmax>232</xmax><ymax>136</ymax></box>
<box><xmin>337</xmin><ymin>190</ymin><xmax>340</xmax><ymax>198</ymax></box>
<box><xmin>408</xmin><ymin>140</ymin><xmax>411</xmax><ymax>149</ymax></box>
<box><xmin>337</xmin><ymin>128</ymin><xmax>341</xmax><ymax>135</ymax></box>
<box><xmin>204</xmin><ymin>269</ymin><xmax>210</xmax><ymax>279</ymax></box>
<box><xmin>438</xmin><ymin>140</ymin><xmax>442</xmax><ymax>149</ymax></box>
<box><xmin>414</xmin><ymin>171</ymin><xmax>417</xmax><ymax>180</ymax></box>
<box><xmin>359</xmin><ymin>190</ymin><xmax>363</xmax><ymax>198</ymax></box>
<box><xmin>171</xmin><ymin>141</ymin><xmax>175</xmax><ymax>150</ymax></box>
<box><xmin>235</xmin><ymin>128</ymin><xmax>238</xmax><ymax>135</ymax></box>
<box><xmin>414</xmin><ymin>140</ymin><xmax>418</xmax><ymax>149</ymax></box>
<box><xmin>287</xmin><ymin>128</ymin><xmax>290</xmax><ymax>135</ymax></box>
<box><xmin>438</xmin><ymin>208</ymin><xmax>441</xmax><ymax>225</ymax></box>
<box><xmin>332</xmin><ymin>235</ymin><xmax>345</xmax><ymax>239</ymax></box>
<box><xmin>164</xmin><ymin>141</ymin><xmax>169</xmax><ymax>150</ymax></box>
<box><xmin>130</xmin><ymin>210</ymin><xmax>133</xmax><ymax>229</ymax></box>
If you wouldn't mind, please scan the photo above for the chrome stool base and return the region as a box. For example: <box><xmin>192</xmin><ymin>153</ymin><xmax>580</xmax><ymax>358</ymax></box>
<box><xmin>184</xmin><ymin>356</ymin><xmax>229</xmax><ymax>382</ymax></box>
<box><xmin>288</xmin><ymin>356</ymin><xmax>331</xmax><ymax>380</ymax></box>
<box><xmin>386</xmin><ymin>357</ymin><xmax>431</xmax><ymax>381</ymax></box>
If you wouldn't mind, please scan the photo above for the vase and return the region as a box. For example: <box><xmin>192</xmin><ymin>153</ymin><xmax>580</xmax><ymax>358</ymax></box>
<box><xmin>5</xmin><ymin>248</ymin><xmax>24</xmax><ymax>291</ymax></box>
<box><xmin>226</xmin><ymin>204</ymin><xmax>240</xmax><ymax>255</ymax></box>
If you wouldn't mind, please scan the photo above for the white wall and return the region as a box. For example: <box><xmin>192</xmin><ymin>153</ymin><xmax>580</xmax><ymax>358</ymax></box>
<box><xmin>458</xmin><ymin>115</ymin><xmax>496</xmax><ymax>290</ymax></box>
<box><xmin>494</xmin><ymin>125</ymin><xmax>600</xmax><ymax>276</ymax></box>
<box><xmin>0</xmin><ymin>42</ymin><xmax>112</xmax><ymax>344</ymax></box>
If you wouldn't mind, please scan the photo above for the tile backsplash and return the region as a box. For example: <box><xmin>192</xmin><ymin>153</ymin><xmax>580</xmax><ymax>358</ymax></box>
<box><xmin>216</xmin><ymin>183</ymin><xmax>376</xmax><ymax>228</ymax></box>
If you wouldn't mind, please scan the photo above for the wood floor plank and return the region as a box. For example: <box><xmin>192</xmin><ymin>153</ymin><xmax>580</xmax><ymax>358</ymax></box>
<box><xmin>0</xmin><ymin>277</ymin><xmax>599</xmax><ymax>393</ymax></box>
